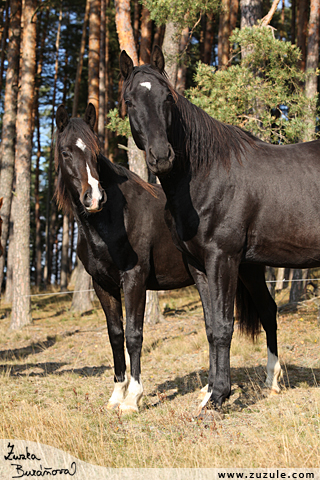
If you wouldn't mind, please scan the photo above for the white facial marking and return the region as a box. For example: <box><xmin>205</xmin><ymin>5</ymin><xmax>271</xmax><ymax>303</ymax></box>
<box><xmin>76</xmin><ymin>137</ymin><xmax>86</xmax><ymax>152</ymax></box>
<box><xmin>140</xmin><ymin>81</ymin><xmax>152</xmax><ymax>91</ymax></box>
<box><xmin>86</xmin><ymin>163</ymin><xmax>102</xmax><ymax>209</ymax></box>
<box><xmin>266</xmin><ymin>348</ymin><xmax>282</xmax><ymax>393</ymax></box>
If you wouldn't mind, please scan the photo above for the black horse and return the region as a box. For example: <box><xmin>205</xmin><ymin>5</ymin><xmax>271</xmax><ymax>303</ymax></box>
<box><xmin>119</xmin><ymin>46</ymin><xmax>320</xmax><ymax>410</ymax></box>
<box><xmin>55</xmin><ymin>104</ymin><xmax>195</xmax><ymax>412</ymax></box>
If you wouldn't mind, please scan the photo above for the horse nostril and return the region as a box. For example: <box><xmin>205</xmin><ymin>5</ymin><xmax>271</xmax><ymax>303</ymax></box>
<box><xmin>148</xmin><ymin>147</ymin><xmax>157</xmax><ymax>165</ymax></box>
<box><xmin>83</xmin><ymin>190</ymin><xmax>92</xmax><ymax>207</ymax></box>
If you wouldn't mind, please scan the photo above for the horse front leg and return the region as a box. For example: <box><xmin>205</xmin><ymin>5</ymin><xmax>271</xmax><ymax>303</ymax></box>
<box><xmin>119</xmin><ymin>271</ymin><xmax>147</xmax><ymax>413</ymax></box>
<box><xmin>93</xmin><ymin>281</ymin><xmax>129</xmax><ymax>409</ymax></box>
<box><xmin>238</xmin><ymin>264</ymin><xmax>282</xmax><ymax>394</ymax></box>
<box><xmin>202</xmin><ymin>251</ymin><xmax>240</xmax><ymax>411</ymax></box>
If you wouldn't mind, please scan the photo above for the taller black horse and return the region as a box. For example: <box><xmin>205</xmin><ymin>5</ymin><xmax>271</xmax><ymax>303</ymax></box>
<box><xmin>120</xmin><ymin>46</ymin><xmax>320</xmax><ymax>410</ymax></box>
<box><xmin>55</xmin><ymin>103</ymin><xmax>194</xmax><ymax>412</ymax></box>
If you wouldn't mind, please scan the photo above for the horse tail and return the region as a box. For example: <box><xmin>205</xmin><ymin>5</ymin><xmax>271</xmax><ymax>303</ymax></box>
<box><xmin>235</xmin><ymin>276</ymin><xmax>261</xmax><ymax>341</ymax></box>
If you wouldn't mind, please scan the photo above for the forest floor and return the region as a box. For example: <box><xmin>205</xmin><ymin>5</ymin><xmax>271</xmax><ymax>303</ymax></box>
<box><xmin>0</xmin><ymin>285</ymin><xmax>319</xmax><ymax>468</ymax></box>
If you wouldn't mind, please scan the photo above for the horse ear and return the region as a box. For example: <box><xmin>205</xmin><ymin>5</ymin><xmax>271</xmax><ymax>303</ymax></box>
<box><xmin>56</xmin><ymin>105</ymin><xmax>69</xmax><ymax>132</ymax></box>
<box><xmin>120</xmin><ymin>50</ymin><xmax>134</xmax><ymax>79</ymax></box>
<box><xmin>150</xmin><ymin>45</ymin><xmax>165</xmax><ymax>73</ymax></box>
<box><xmin>84</xmin><ymin>103</ymin><xmax>96</xmax><ymax>131</ymax></box>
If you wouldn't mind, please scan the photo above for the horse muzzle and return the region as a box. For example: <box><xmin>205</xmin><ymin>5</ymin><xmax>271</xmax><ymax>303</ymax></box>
<box><xmin>147</xmin><ymin>144</ymin><xmax>175</xmax><ymax>176</ymax></box>
<box><xmin>82</xmin><ymin>188</ymin><xmax>107</xmax><ymax>213</ymax></box>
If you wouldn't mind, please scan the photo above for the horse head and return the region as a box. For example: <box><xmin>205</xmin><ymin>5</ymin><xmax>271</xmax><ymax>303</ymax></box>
<box><xmin>55</xmin><ymin>104</ymin><xmax>107</xmax><ymax>213</ymax></box>
<box><xmin>120</xmin><ymin>46</ymin><xmax>175</xmax><ymax>177</ymax></box>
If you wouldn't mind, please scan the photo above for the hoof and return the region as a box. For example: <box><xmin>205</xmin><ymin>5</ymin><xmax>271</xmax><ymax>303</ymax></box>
<box><xmin>197</xmin><ymin>384</ymin><xmax>208</xmax><ymax>400</ymax></box>
<box><xmin>106</xmin><ymin>401</ymin><xmax>120</xmax><ymax>410</ymax></box>
<box><xmin>196</xmin><ymin>407</ymin><xmax>224</xmax><ymax>422</ymax></box>
<box><xmin>119</xmin><ymin>403</ymin><xmax>139</xmax><ymax>414</ymax></box>
<box><xmin>269</xmin><ymin>388</ymin><xmax>281</xmax><ymax>396</ymax></box>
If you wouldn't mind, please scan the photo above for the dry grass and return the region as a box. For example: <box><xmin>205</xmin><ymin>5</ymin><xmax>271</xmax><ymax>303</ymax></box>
<box><xmin>0</xmin><ymin>286</ymin><xmax>319</xmax><ymax>467</ymax></box>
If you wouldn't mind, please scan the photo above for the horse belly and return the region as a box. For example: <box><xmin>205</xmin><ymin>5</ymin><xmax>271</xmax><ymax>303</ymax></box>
<box><xmin>245</xmin><ymin>213</ymin><xmax>320</xmax><ymax>268</ymax></box>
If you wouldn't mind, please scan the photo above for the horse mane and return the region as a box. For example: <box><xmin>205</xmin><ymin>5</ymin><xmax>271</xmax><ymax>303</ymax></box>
<box><xmin>54</xmin><ymin>118</ymin><xmax>157</xmax><ymax>214</ymax></box>
<box><xmin>123</xmin><ymin>65</ymin><xmax>258</xmax><ymax>172</ymax></box>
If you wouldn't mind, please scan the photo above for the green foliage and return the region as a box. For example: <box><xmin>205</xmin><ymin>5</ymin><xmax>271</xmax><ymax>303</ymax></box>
<box><xmin>187</xmin><ymin>26</ymin><xmax>317</xmax><ymax>143</ymax></box>
<box><xmin>141</xmin><ymin>0</ymin><xmax>220</xmax><ymax>31</ymax></box>
<box><xmin>107</xmin><ymin>108</ymin><xmax>131</xmax><ymax>138</ymax></box>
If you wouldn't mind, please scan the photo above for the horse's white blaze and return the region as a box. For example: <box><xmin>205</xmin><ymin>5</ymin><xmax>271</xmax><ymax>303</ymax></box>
<box><xmin>140</xmin><ymin>81</ymin><xmax>151</xmax><ymax>90</ymax></box>
<box><xmin>86</xmin><ymin>163</ymin><xmax>102</xmax><ymax>209</ymax></box>
<box><xmin>107</xmin><ymin>374</ymin><xmax>129</xmax><ymax>408</ymax></box>
<box><xmin>266</xmin><ymin>348</ymin><xmax>282</xmax><ymax>393</ymax></box>
<box><xmin>76</xmin><ymin>137</ymin><xmax>86</xmax><ymax>152</ymax></box>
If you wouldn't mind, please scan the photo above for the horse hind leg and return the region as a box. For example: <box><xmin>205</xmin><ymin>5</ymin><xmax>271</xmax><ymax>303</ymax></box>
<box><xmin>238</xmin><ymin>264</ymin><xmax>283</xmax><ymax>394</ymax></box>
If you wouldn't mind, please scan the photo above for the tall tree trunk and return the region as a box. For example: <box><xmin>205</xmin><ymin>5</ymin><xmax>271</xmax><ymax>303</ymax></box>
<box><xmin>291</xmin><ymin>0</ymin><xmax>296</xmax><ymax>44</ymax></box>
<box><xmin>304</xmin><ymin>0</ymin><xmax>320</xmax><ymax>141</ymax></box>
<box><xmin>44</xmin><ymin>3</ymin><xmax>63</xmax><ymax>286</ymax></box>
<box><xmin>72</xmin><ymin>0</ymin><xmax>90</xmax><ymax>117</ymax></box>
<box><xmin>240</xmin><ymin>0</ymin><xmax>262</xmax><ymax>28</ymax></box>
<box><xmin>71</xmin><ymin>260</ymin><xmax>93</xmax><ymax>313</ymax></box>
<box><xmin>114</xmin><ymin>0</ymin><xmax>138</xmax><ymax>64</ymax></box>
<box><xmin>133</xmin><ymin>0</ymin><xmax>140</xmax><ymax>50</ymax></box>
<box><xmin>176</xmin><ymin>26</ymin><xmax>189</xmax><ymax>94</ymax></box>
<box><xmin>230</xmin><ymin>0</ymin><xmax>239</xmax><ymax>31</ymax></box>
<box><xmin>10</xmin><ymin>0</ymin><xmax>37</xmax><ymax>329</ymax></box>
<box><xmin>60</xmin><ymin>213</ymin><xmax>70</xmax><ymax>289</ymax></box>
<box><xmin>153</xmin><ymin>24</ymin><xmax>165</xmax><ymax>50</ymax></box>
<box><xmin>139</xmin><ymin>6</ymin><xmax>152</xmax><ymax>65</ymax></box>
<box><xmin>161</xmin><ymin>22</ymin><xmax>180</xmax><ymax>87</ymax></box>
<box><xmin>98</xmin><ymin>0</ymin><xmax>106</xmax><ymax>148</ymax></box>
<box><xmin>104</xmin><ymin>0</ymin><xmax>110</xmax><ymax>156</ymax></box>
<box><xmin>297</xmin><ymin>0</ymin><xmax>309</xmax><ymax>71</ymax></box>
<box><xmin>34</xmin><ymin>6</ymin><xmax>49</xmax><ymax>288</ymax></box>
<box><xmin>0</xmin><ymin>0</ymin><xmax>21</xmax><ymax>293</ymax></box>
<box><xmin>88</xmin><ymin>0</ymin><xmax>101</xmax><ymax>124</ymax></box>
<box><xmin>0</xmin><ymin>0</ymin><xmax>10</xmax><ymax>97</ymax></box>
<box><xmin>218</xmin><ymin>0</ymin><xmax>231</xmax><ymax>69</ymax></box>
<box><xmin>5</xmin><ymin>203</ymin><xmax>14</xmax><ymax>302</ymax></box>
<box><xmin>203</xmin><ymin>13</ymin><xmax>215</xmax><ymax>65</ymax></box>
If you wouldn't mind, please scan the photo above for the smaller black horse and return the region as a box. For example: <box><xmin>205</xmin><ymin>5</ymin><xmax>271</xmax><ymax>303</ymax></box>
<box><xmin>55</xmin><ymin>103</ymin><xmax>194</xmax><ymax>412</ymax></box>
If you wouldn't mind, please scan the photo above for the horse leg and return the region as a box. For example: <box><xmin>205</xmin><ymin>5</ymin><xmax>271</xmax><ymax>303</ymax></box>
<box><xmin>118</xmin><ymin>272</ymin><xmax>147</xmax><ymax>413</ymax></box>
<box><xmin>187</xmin><ymin>265</ymin><xmax>215</xmax><ymax>404</ymax></box>
<box><xmin>93</xmin><ymin>281</ymin><xmax>129</xmax><ymax>408</ymax></box>
<box><xmin>202</xmin><ymin>252</ymin><xmax>239</xmax><ymax>409</ymax></box>
<box><xmin>238</xmin><ymin>264</ymin><xmax>282</xmax><ymax>393</ymax></box>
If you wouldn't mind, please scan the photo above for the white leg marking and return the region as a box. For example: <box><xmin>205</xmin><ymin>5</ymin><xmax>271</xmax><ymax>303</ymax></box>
<box><xmin>119</xmin><ymin>376</ymin><xmax>143</xmax><ymax>413</ymax></box>
<box><xmin>76</xmin><ymin>137</ymin><xmax>86</xmax><ymax>152</ymax></box>
<box><xmin>107</xmin><ymin>374</ymin><xmax>129</xmax><ymax>409</ymax></box>
<box><xmin>266</xmin><ymin>348</ymin><xmax>282</xmax><ymax>393</ymax></box>
<box><xmin>86</xmin><ymin>163</ymin><xmax>102</xmax><ymax>210</ymax></box>
<box><xmin>140</xmin><ymin>81</ymin><xmax>151</xmax><ymax>90</ymax></box>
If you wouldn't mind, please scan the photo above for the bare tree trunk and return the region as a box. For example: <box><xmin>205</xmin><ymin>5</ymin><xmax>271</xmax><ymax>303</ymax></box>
<box><xmin>139</xmin><ymin>6</ymin><xmax>152</xmax><ymax>65</ymax></box>
<box><xmin>133</xmin><ymin>0</ymin><xmax>140</xmax><ymax>49</ymax></box>
<box><xmin>98</xmin><ymin>0</ymin><xmax>106</xmax><ymax>148</ymax></box>
<box><xmin>5</xmin><ymin>203</ymin><xmax>14</xmax><ymax>302</ymax></box>
<box><xmin>218</xmin><ymin>0</ymin><xmax>231</xmax><ymax>69</ymax></box>
<box><xmin>275</xmin><ymin>267</ymin><xmax>285</xmax><ymax>291</ymax></box>
<box><xmin>0</xmin><ymin>0</ymin><xmax>21</xmax><ymax>293</ymax></box>
<box><xmin>0</xmin><ymin>0</ymin><xmax>10</xmax><ymax>97</ymax></box>
<box><xmin>88</xmin><ymin>0</ymin><xmax>101</xmax><ymax>124</ymax></box>
<box><xmin>44</xmin><ymin>3</ymin><xmax>63</xmax><ymax>286</ymax></box>
<box><xmin>10</xmin><ymin>0</ymin><xmax>37</xmax><ymax>329</ymax></box>
<box><xmin>104</xmin><ymin>0</ymin><xmax>110</xmax><ymax>156</ymax></box>
<box><xmin>230</xmin><ymin>0</ymin><xmax>239</xmax><ymax>31</ymax></box>
<box><xmin>162</xmin><ymin>22</ymin><xmax>180</xmax><ymax>87</ymax></box>
<box><xmin>203</xmin><ymin>12</ymin><xmax>215</xmax><ymax>65</ymax></box>
<box><xmin>176</xmin><ymin>26</ymin><xmax>189</xmax><ymax>94</ymax></box>
<box><xmin>291</xmin><ymin>0</ymin><xmax>296</xmax><ymax>44</ymax></box>
<box><xmin>304</xmin><ymin>0</ymin><xmax>320</xmax><ymax>141</ymax></box>
<box><xmin>289</xmin><ymin>269</ymin><xmax>304</xmax><ymax>303</ymax></box>
<box><xmin>297</xmin><ymin>0</ymin><xmax>309</xmax><ymax>71</ymax></box>
<box><xmin>114</xmin><ymin>0</ymin><xmax>138</xmax><ymax>64</ymax></box>
<box><xmin>72</xmin><ymin>0</ymin><xmax>90</xmax><ymax>117</ymax></box>
<box><xmin>71</xmin><ymin>260</ymin><xmax>93</xmax><ymax>312</ymax></box>
<box><xmin>240</xmin><ymin>0</ymin><xmax>262</xmax><ymax>28</ymax></box>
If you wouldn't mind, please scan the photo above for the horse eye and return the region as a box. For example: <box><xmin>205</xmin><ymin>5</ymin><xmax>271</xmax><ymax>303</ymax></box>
<box><xmin>167</xmin><ymin>93</ymin><xmax>174</xmax><ymax>103</ymax></box>
<box><xmin>61</xmin><ymin>150</ymin><xmax>69</xmax><ymax>158</ymax></box>
<box><xmin>125</xmin><ymin>100</ymin><xmax>132</xmax><ymax>108</ymax></box>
